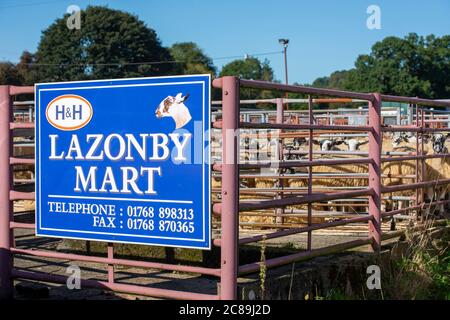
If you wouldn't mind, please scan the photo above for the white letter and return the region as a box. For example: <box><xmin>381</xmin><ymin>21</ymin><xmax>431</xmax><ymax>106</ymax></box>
<box><xmin>169</xmin><ymin>133</ymin><xmax>191</xmax><ymax>161</ymax></box>
<box><xmin>140</xmin><ymin>167</ymin><xmax>161</xmax><ymax>194</ymax></box>
<box><xmin>104</xmin><ymin>134</ymin><xmax>126</xmax><ymax>161</ymax></box>
<box><xmin>66</xmin><ymin>5</ymin><xmax>81</xmax><ymax>30</ymax></box>
<box><xmin>85</xmin><ymin>134</ymin><xmax>104</xmax><ymax>160</ymax></box>
<box><xmin>125</xmin><ymin>134</ymin><xmax>147</xmax><ymax>160</ymax></box>
<box><xmin>65</xmin><ymin>135</ymin><xmax>84</xmax><ymax>160</ymax></box>
<box><xmin>149</xmin><ymin>134</ymin><xmax>169</xmax><ymax>160</ymax></box>
<box><xmin>121</xmin><ymin>167</ymin><xmax>142</xmax><ymax>194</ymax></box>
<box><xmin>66</xmin><ymin>264</ymin><xmax>81</xmax><ymax>290</ymax></box>
<box><xmin>366</xmin><ymin>265</ymin><xmax>381</xmax><ymax>289</ymax></box>
<box><xmin>99</xmin><ymin>167</ymin><xmax>119</xmax><ymax>193</ymax></box>
<box><xmin>49</xmin><ymin>134</ymin><xmax>64</xmax><ymax>159</ymax></box>
<box><xmin>366</xmin><ymin>5</ymin><xmax>381</xmax><ymax>30</ymax></box>
<box><xmin>74</xmin><ymin>166</ymin><xmax>97</xmax><ymax>192</ymax></box>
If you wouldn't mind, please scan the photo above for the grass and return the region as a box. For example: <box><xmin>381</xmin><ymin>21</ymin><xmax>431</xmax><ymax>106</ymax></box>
<box><xmin>382</xmin><ymin>221</ymin><xmax>450</xmax><ymax>300</ymax></box>
<box><xmin>312</xmin><ymin>288</ymin><xmax>352</xmax><ymax>300</ymax></box>
<box><xmin>312</xmin><ymin>221</ymin><xmax>450</xmax><ymax>300</ymax></box>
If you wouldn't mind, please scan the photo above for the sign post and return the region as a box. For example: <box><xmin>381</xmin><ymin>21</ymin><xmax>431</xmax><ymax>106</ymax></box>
<box><xmin>35</xmin><ymin>75</ymin><xmax>211</xmax><ymax>249</ymax></box>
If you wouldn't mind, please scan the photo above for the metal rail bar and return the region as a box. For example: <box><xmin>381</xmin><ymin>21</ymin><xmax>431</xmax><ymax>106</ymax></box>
<box><xmin>10</xmin><ymin>247</ymin><xmax>221</xmax><ymax>277</ymax></box>
<box><xmin>382</xmin><ymin>179</ymin><xmax>450</xmax><ymax>193</ymax></box>
<box><xmin>215</xmin><ymin>173</ymin><xmax>415</xmax><ymax>179</ymax></box>
<box><xmin>283</xmin><ymin>150</ymin><xmax>412</xmax><ymax>156</ymax></box>
<box><xmin>380</xmin><ymin>94</ymin><xmax>450</xmax><ymax>108</ymax></box>
<box><xmin>10</xmin><ymin>122</ymin><xmax>34</xmax><ymax>130</ymax></box>
<box><xmin>237</xmin><ymin>211</ymin><xmax>369</xmax><ymax>217</ymax></box>
<box><xmin>381</xmin><ymin>199</ymin><xmax>450</xmax><ymax>218</ymax></box>
<box><xmin>238</xmin><ymin>122</ymin><xmax>373</xmax><ymax>132</ymax></box>
<box><xmin>10</xmin><ymin>222</ymin><xmax>34</xmax><ymax>229</ymax></box>
<box><xmin>9</xmin><ymin>86</ymin><xmax>33</xmax><ymax>96</ymax></box>
<box><xmin>10</xmin><ymin>157</ymin><xmax>35</xmax><ymax>165</ymax></box>
<box><xmin>382</xmin><ymin>154</ymin><xmax>450</xmax><ymax>162</ymax></box>
<box><xmin>238</xmin><ymin>237</ymin><xmax>373</xmax><ymax>275</ymax></box>
<box><xmin>382</xmin><ymin>126</ymin><xmax>450</xmax><ymax>132</ymax></box>
<box><xmin>237</xmin><ymin>79</ymin><xmax>375</xmax><ymax>101</ymax></box>
<box><xmin>236</xmin><ymin>215</ymin><xmax>372</xmax><ymax>245</ymax></box>
<box><xmin>11</xmin><ymin>269</ymin><xmax>219</xmax><ymax>300</ymax></box>
<box><xmin>224</xmin><ymin>188</ymin><xmax>374</xmax><ymax>212</ymax></box>
<box><xmin>212</xmin><ymin>98</ymin><xmax>367</xmax><ymax>105</ymax></box>
<box><xmin>10</xmin><ymin>191</ymin><xmax>35</xmax><ymax>201</ymax></box>
<box><xmin>239</xmin><ymin>157</ymin><xmax>372</xmax><ymax>170</ymax></box>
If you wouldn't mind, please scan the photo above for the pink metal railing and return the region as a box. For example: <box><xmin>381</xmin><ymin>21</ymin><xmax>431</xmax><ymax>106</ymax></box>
<box><xmin>0</xmin><ymin>85</ymin><xmax>220</xmax><ymax>300</ymax></box>
<box><xmin>1</xmin><ymin>79</ymin><xmax>450</xmax><ymax>300</ymax></box>
<box><xmin>213</xmin><ymin>76</ymin><xmax>450</xmax><ymax>299</ymax></box>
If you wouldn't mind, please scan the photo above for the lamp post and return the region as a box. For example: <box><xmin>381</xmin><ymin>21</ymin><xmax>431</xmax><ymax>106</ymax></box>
<box><xmin>278</xmin><ymin>39</ymin><xmax>289</xmax><ymax>85</ymax></box>
<box><xmin>279</xmin><ymin>38</ymin><xmax>289</xmax><ymax>108</ymax></box>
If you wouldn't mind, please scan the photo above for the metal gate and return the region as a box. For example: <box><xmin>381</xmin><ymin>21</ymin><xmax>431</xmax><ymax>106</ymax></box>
<box><xmin>1</xmin><ymin>78</ymin><xmax>450</xmax><ymax>300</ymax></box>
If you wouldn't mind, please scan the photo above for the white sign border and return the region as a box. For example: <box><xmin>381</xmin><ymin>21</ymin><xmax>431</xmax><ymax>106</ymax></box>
<box><xmin>35</xmin><ymin>75</ymin><xmax>211</xmax><ymax>250</ymax></box>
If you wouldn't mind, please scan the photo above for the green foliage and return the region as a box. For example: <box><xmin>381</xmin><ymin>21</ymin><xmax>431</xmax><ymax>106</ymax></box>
<box><xmin>170</xmin><ymin>42</ymin><xmax>216</xmax><ymax>76</ymax></box>
<box><xmin>15</xmin><ymin>51</ymin><xmax>39</xmax><ymax>85</ymax></box>
<box><xmin>324</xmin><ymin>289</ymin><xmax>353</xmax><ymax>300</ymax></box>
<box><xmin>0</xmin><ymin>62</ymin><xmax>22</xmax><ymax>85</ymax></box>
<box><xmin>316</xmin><ymin>33</ymin><xmax>450</xmax><ymax>99</ymax></box>
<box><xmin>282</xmin><ymin>242</ymin><xmax>296</xmax><ymax>250</ymax></box>
<box><xmin>220</xmin><ymin>57</ymin><xmax>276</xmax><ymax>102</ymax></box>
<box><xmin>312</xmin><ymin>70</ymin><xmax>350</xmax><ymax>89</ymax></box>
<box><xmin>383</xmin><ymin>228</ymin><xmax>450</xmax><ymax>300</ymax></box>
<box><xmin>220</xmin><ymin>57</ymin><xmax>273</xmax><ymax>81</ymax></box>
<box><xmin>421</xmin><ymin>249</ymin><xmax>450</xmax><ymax>299</ymax></box>
<box><xmin>259</xmin><ymin>235</ymin><xmax>267</xmax><ymax>299</ymax></box>
<box><xmin>316</xmin><ymin>288</ymin><xmax>352</xmax><ymax>300</ymax></box>
<box><xmin>35</xmin><ymin>6</ymin><xmax>174</xmax><ymax>82</ymax></box>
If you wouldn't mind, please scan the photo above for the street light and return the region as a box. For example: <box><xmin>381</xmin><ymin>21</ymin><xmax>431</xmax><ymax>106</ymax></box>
<box><xmin>279</xmin><ymin>38</ymin><xmax>289</xmax><ymax>108</ymax></box>
<box><xmin>278</xmin><ymin>38</ymin><xmax>289</xmax><ymax>86</ymax></box>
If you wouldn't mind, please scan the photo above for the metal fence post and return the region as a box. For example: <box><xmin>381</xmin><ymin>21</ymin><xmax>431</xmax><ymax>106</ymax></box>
<box><xmin>0</xmin><ymin>86</ymin><xmax>12</xmax><ymax>299</ymax></box>
<box><xmin>307</xmin><ymin>96</ymin><xmax>313</xmax><ymax>250</ymax></box>
<box><xmin>220</xmin><ymin>77</ymin><xmax>239</xmax><ymax>300</ymax></box>
<box><xmin>368</xmin><ymin>93</ymin><xmax>382</xmax><ymax>251</ymax></box>
<box><xmin>275</xmin><ymin>98</ymin><xmax>284</xmax><ymax>224</ymax></box>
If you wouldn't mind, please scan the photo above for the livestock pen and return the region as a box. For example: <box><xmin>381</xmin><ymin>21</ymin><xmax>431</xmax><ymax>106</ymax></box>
<box><xmin>0</xmin><ymin>78</ymin><xmax>450</xmax><ymax>300</ymax></box>
<box><xmin>212</xmin><ymin>77</ymin><xmax>450</xmax><ymax>298</ymax></box>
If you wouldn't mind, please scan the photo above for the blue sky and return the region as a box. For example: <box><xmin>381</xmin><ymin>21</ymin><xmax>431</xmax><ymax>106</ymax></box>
<box><xmin>0</xmin><ymin>0</ymin><xmax>449</xmax><ymax>84</ymax></box>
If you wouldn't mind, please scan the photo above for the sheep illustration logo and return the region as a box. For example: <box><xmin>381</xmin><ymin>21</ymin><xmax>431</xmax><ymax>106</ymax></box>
<box><xmin>155</xmin><ymin>93</ymin><xmax>192</xmax><ymax>129</ymax></box>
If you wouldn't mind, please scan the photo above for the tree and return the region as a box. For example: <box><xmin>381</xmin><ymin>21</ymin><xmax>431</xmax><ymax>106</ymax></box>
<box><xmin>0</xmin><ymin>62</ymin><xmax>21</xmax><ymax>85</ymax></box>
<box><xmin>35</xmin><ymin>6</ymin><xmax>174</xmax><ymax>82</ymax></box>
<box><xmin>311</xmin><ymin>33</ymin><xmax>450</xmax><ymax>100</ymax></box>
<box><xmin>312</xmin><ymin>70</ymin><xmax>350</xmax><ymax>89</ymax></box>
<box><xmin>343</xmin><ymin>34</ymin><xmax>432</xmax><ymax>97</ymax></box>
<box><xmin>170</xmin><ymin>42</ymin><xmax>216</xmax><ymax>76</ymax></box>
<box><xmin>220</xmin><ymin>57</ymin><xmax>274</xmax><ymax>81</ymax></box>
<box><xmin>419</xmin><ymin>34</ymin><xmax>450</xmax><ymax>99</ymax></box>
<box><xmin>16</xmin><ymin>51</ymin><xmax>39</xmax><ymax>85</ymax></box>
<box><xmin>219</xmin><ymin>57</ymin><xmax>275</xmax><ymax>101</ymax></box>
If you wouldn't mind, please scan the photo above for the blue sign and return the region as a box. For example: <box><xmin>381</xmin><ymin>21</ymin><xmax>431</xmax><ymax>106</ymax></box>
<box><xmin>35</xmin><ymin>75</ymin><xmax>211</xmax><ymax>249</ymax></box>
